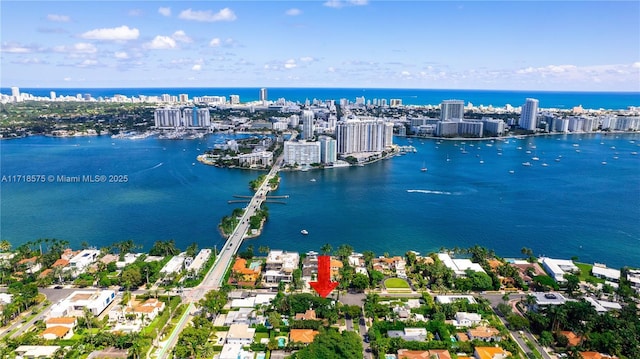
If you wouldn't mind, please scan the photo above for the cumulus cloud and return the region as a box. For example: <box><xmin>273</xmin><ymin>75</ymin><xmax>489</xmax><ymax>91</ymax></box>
<box><xmin>114</xmin><ymin>51</ymin><xmax>129</xmax><ymax>59</ymax></box>
<box><xmin>47</xmin><ymin>14</ymin><xmax>70</xmax><ymax>22</ymax></box>
<box><xmin>77</xmin><ymin>59</ymin><xmax>98</xmax><ymax>67</ymax></box>
<box><xmin>53</xmin><ymin>42</ymin><xmax>98</xmax><ymax>54</ymax></box>
<box><xmin>172</xmin><ymin>30</ymin><xmax>192</xmax><ymax>43</ymax></box>
<box><xmin>179</xmin><ymin>8</ymin><xmax>236</xmax><ymax>22</ymax></box>
<box><xmin>324</xmin><ymin>0</ymin><xmax>368</xmax><ymax>8</ymax></box>
<box><xmin>209</xmin><ymin>37</ymin><xmax>235</xmax><ymax>48</ymax></box>
<box><xmin>144</xmin><ymin>36</ymin><xmax>177</xmax><ymax>49</ymax></box>
<box><xmin>192</xmin><ymin>64</ymin><xmax>202</xmax><ymax>71</ymax></box>
<box><xmin>300</xmin><ymin>56</ymin><xmax>315</xmax><ymax>62</ymax></box>
<box><xmin>158</xmin><ymin>7</ymin><xmax>171</xmax><ymax>17</ymax></box>
<box><xmin>284</xmin><ymin>59</ymin><xmax>297</xmax><ymax>69</ymax></box>
<box><xmin>285</xmin><ymin>8</ymin><xmax>302</xmax><ymax>16</ymax></box>
<box><xmin>81</xmin><ymin>25</ymin><xmax>139</xmax><ymax>41</ymax></box>
<box><xmin>1</xmin><ymin>43</ymin><xmax>33</xmax><ymax>53</ymax></box>
<box><xmin>632</xmin><ymin>62</ymin><xmax>640</xmax><ymax>69</ymax></box>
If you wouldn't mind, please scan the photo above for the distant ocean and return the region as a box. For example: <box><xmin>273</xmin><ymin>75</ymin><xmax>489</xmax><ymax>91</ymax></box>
<box><xmin>2</xmin><ymin>87</ymin><xmax>640</xmax><ymax>110</ymax></box>
<box><xmin>1</xmin><ymin>132</ymin><xmax>639</xmax><ymax>269</ymax></box>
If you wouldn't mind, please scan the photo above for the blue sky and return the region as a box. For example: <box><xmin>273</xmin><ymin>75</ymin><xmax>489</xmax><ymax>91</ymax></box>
<box><xmin>1</xmin><ymin>1</ymin><xmax>639</xmax><ymax>91</ymax></box>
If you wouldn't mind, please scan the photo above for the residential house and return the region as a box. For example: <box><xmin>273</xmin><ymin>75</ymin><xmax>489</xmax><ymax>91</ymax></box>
<box><xmin>263</xmin><ymin>250</ymin><xmax>299</xmax><ymax>286</ymax></box>
<box><xmin>452</xmin><ymin>312</ymin><xmax>482</xmax><ymax>328</ymax></box>
<box><xmin>579</xmin><ymin>352</ymin><xmax>619</xmax><ymax>359</ymax></box>
<box><xmin>591</xmin><ymin>264</ymin><xmax>620</xmax><ymax>283</ymax></box>
<box><xmin>289</xmin><ymin>329</ymin><xmax>320</xmax><ymax>344</ymax></box>
<box><xmin>49</xmin><ymin>290</ymin><xmax>116</xmax><ymax>317</ymax></box>
<box><xmin>474</xmin><ymin>346</ymin><xmax>510</xmax><ymax>359</ymax></box>
<box><xmin>539</xmin><ymin>257</ymin><xmax>579</xmax><ymax>283</ymax></box>
<box><xmin>230</xmin><ymin>258</ymin><xmax>261</xmax><ymax>286</ymax></box>
<box><xmin>14</xmin><ymin>346</ymin><xmax>61</xmax><ymax>358</ymax></box>
<box><xmin>559</xmin><ymin>331</ymin><xmax>582</xmax><ymax>347</ymax></box>
<box><xmin>295</xmin><ymin>309</ymin><xmax>317</xmax><ymax>321</ymax></box>
<box><xmin>397</xmin><ymin>349</ymin><xmax>452</xmax><ymax>359</ymax></box>
<box><xmin>387</xmin><ymin>327</ymin><xmax>427</xmax><ymax>342</ymax></box>
<box><xmin>435</xmin><ymin>295</ymin><xmax>477</xmax><ymax>305</ymax></box>
<box><xmin>508</xmin><ymin>260</ymin><xmax>545</xmax><ymax>285</ymax></box>
<box><xmin>467</xmin><ymin>326</ymin><xmax>501</xmax><ymax>342</ymax></box>
<box><xmin>437</xmin><ymin>253</ymin><xmax>486</xmax><ymax>277</ymax></box>
<box><xmin>185</xmin><ymin>248</ymin><xmax>211</xmax><ymax>275</ymax></box>
<box><xmin>67</xmin><ymin>249</ymin><xmax>100</xmax><ymax>274</ymax></box>
<box><xmin>529</xmin><ymin>292</ymin><xmax>567</xmax><ymax>312</ymax></box>
<box><xmin>226</xmin><ymin>324</ymin><xmax>255</xmax><ymax>345</ymax></box>
<box><xmin>330</xmin><ymin>258</ymin><xmax>343</xmax><ymax>280</ymax></box>
<box><xmin>17</xmin><ymin>256</ymin><xmax>41</xmax><ymax>274</ymax></box>
<box><xmin>41</xmin><ymin>326</ymin><xmax>73</xmax><ymax>340</ymax></box>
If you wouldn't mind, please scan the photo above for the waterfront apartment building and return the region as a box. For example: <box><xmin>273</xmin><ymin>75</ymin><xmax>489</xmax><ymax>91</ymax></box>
<box><xmin>230</xmin><ymin>95</ymin><xmax>240</xmax><ymax>104</ymax></box>
<box><xmin>319</xmin><ymin>136</ymin><xmax>337</xmax><ymax>164</ymax></box>
<box><xmin>482</xmin><ymin>118</ymin><xmax>506</xmax><ymax>136</ymax></box>
<box><xmin>283</xmin><ymin>141</ymin><xmax>321</xmax><ymax>166</ymax></box>
<box><xmin>154</xmin><ymin>107</ymin><xmax>211</xmax><ymax>129</ymax></box>
<box><xmin>259</xmin><ymin>88</ymin><xmax>268</xmax><ymax>102</ymax></box>
<box><xmin>302</xmin><ymin>110</ymin><xmax>315</xmax><ymax>140</ymax></box>
<box><xmin>519</xmin><ymin>98</ymin><xmax>539</xmax><ymax>131</ymax></box>
<box><xmin>335</xmin><ymin>117</ymin><xmax>394</xmax><ymax>155</ymax></box>
<box><xmin>440</xmin><ymin>100</ymin><xmax>465</xmax><ymax>121</ymax></box>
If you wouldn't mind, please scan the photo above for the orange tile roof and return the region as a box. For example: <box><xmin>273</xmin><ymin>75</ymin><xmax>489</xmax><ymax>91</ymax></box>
<box><xmin>474</xmin><ymin>347</ymin><xmax>510</xmax><ymax>359</ymax></box>
<box><xmin>289</xmin><ymin>329</ymin><xmax>319</xmax><ymax>344</ymax></box>
<box><xmin>18</xmin><ymin>256</ymin><xmax>37</xmax><ymax>265</ymax></box>
<box><xmin>580</xmin><ymin>352</ymin><xmax>619</xmax><ymax>359</ymax></box>
<box><xmin>41</xmin><ymin>326</ymin><xmax>70</xmax><ymax>338</ymax></box>
<box><xmin>294</xmin><ymin>309</ymin><xmax>317</xmax><ymax>320</ymax></box>
<box><xmin>560</xmin><ymin>331</ymin><xmax>582</xmax><ymax>347</ymax></box>
<box><xmin>39</xmin><ymin>269</ymin><xmax>52</xmax><ymax>279</ymax></box>
<box><xmin>456</xmin><ymin>332</ymin><xmax>470</xmax><ymax>342</ymax></box>
<box><xmin>52</xmin><ymin>259</ymin><xmax>69</xmax><ymax>267</ymax></box>
<box><xmin>398</xmin><ymin>349</ymin><xmax>452</xmax><ymax>359</ymax></box>
<box><xmin>46</xmin><ymin>317</ymin><xmax>77</xmax><ymax>325</ymax></box>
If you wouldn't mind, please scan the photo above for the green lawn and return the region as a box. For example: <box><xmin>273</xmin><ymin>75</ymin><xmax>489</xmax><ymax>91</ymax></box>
<box><xmin>384</xmin><ymin>278</ymin><xmax>410</xmax><ymax>289</ymax></box>
<box><xmin>574</xmin><ymin>262</ymin><xmax>605</xmax><ymax>284</ymax></box>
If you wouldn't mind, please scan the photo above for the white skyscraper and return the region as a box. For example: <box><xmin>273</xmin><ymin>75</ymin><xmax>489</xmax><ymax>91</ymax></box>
<box><xmin>520</xmin><ymin>98</ymin><xmax>539</xmax><ymax>131</ymax></box>
<box><xmin>336</xmin><ymin>118</ymin><xmax>394</xmax><ymax>155</ymax></box>
<box><xmin>259</xmin><ymin>88</ymin><xmax>268</xmax><ymax>102</ymax></box>
<box><xmin>302</xmin><ymin>110</ymin><xmax>314</xmax><ymax>140</ymax></box>
<box><xmin>283</xmin><ymin>141</ymin><xmax>321</xmax><ymax>166</ymax></box>
<box><xmin>440</xmin><ymin>100</ymin><xmax>465</xmax><ymax>121</ymax></box>
<box><xmin>11</xmin><ymin>87</ymin><xmax>21</xmax><ymax>102</ymax></box>
<box><xmin>319</xmin><ymin>136</ymin><xmax>337</xmax><ymax>164</ymax></box>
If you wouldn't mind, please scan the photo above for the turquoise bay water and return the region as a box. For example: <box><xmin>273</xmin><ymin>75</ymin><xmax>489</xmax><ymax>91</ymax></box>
<box><xmin>1</xmin><ymin>133</ymin><xmax>639</xmax><ymax>268</ymax></box>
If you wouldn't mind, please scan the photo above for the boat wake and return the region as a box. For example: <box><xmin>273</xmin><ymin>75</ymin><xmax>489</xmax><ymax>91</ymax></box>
<box><xmin>407</xmin><ymin>189</ymin><xmax>457</xmax><ymax>196</ymax></box>
<box><xmin>150</xmin><ymin>162</ymin><xmax>164</xmax><ymax>170</ymax></box>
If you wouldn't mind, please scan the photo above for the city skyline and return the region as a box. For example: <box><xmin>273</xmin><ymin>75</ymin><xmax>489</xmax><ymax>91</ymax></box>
<box><xmin>1</xmin><ymin>1</ymin><xmax>639</xmax><ymax>91</ymax></box>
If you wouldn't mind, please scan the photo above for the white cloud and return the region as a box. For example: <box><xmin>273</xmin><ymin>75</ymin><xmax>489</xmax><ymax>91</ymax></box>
<box><xmin>47</xmin><ymin>14</ymin><xmax>70</xmax><ymax>22</ymax></box>
<box><xmin>327</xmin><ymin>66</ymin><xmax>336</xmax><ymax>73</ymax></box>
<box><xmin>285</xmin><ymin>8</ymin><xmax>302</xmax><ymax>16</ymax></box>
<box><xmin>284</xmin><ymin>59</ymin><xmax>297</xmax><ymax>69</ymax></box>
<box><xmin>300</xmin><ymin>56</ymin><xmax>315</xmax><ymax>62</ymax></box>
<box><xmin>209</xmin><ymin>38</ymin><xmax>221</xmax><ymax>47</ymax></box>
<box><xmin>128</xmin><ymin>9</ymin><xmax>143</xmax><ymax>17</ymax></box>
<box><xmin>179</xmin><ymin>8</ymin><xmax>237</xmax><ymax>22</ymax></box>
<box><xmin>158</xmin><ymin>7</ymin><xmax>171</xmax><ymax>17</ymax></box>
<box><xmin>324</xmin><ymin>0</ymin><xmax>368</xmax><ymax>8</ymax></box>
<box><xmin>172</xmin><ymin>30</ymin><xmax>192</xmax><ymax>43</ymax></box>
<box><xmin>144</xmin><ymin>36</ymin><xmax>177</xmax><ymax>50</ymax></box>
<box><xmin>192</xmin><ymin>64</ymin><xmax>202</xmax><ymax>71</ymax></box>
<box><xmin>63</xmin><ymin>77</ymin><xmax>72</xmax><ymax>82</ymax></box>
<box><xmin>78</xmin><ymin>59</ymin><xmax>98</xmax><ymax>67</ymax></box>
<box><xmin>53</xmin><ymin>42</ymin><xmax>97</xmax><ymax>54</ymax></box>
<box><xmin>632</xmin><ymin>62</ymin><xmax>640</xmax><ymax>69</ymax></box>
<box><xmin>81</xmin><ymin>25</ymin><xmax>139</xmax><ymax>41</ymax></box>
<box><xmin>114</xmin><ymin>51</ymin><xmax>129</xmax><ymax>59</ymax></box>
<box><xmin>209</xmin><ymin>37</ymin><xmax>235</xmax><ymax>48</ymax></box>
<box><xmin>401</xmin><ymin>71</ymin><xmax>411</xmax><ymax>76</ymax></box>
<box><xmin>1</xmin><ymin>43</ymin><xmax>33</xmax><ymax>53</ymax></box>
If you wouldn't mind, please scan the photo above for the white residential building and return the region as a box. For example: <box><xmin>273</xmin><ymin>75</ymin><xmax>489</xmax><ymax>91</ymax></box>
<box><xmin>437</xmin><ymin>253</ymin><xmax>486</xmax><ymax>277</ymax></box>
<box><xmin>226</xmin><ymin>324</ymin><xmax>256</xmax><ymax>345</ymax></box>
<box><xmin>540</xmin><ymin>257</ymin><xmax>579</xmax><ymax>282</ymax></box>
<box><xmin>520</xmin><ymin>98</ymin><xmax>539</xmax><ymax>130</ymax></box>
<box><xmin>67</xmin><ymin>249</ymin><xmax>100</xmax><ymax>274</ymax></box>
<box><xmin>453</xmin><ymin>312</ymin><xmax>482</xmax><ymax>327</ymax></box>
<box><xmin>591</xmin><ymin>263</ymin><xmax>620</xmax><ymax>282</ymax></box>
<box><xmin>186</xmin><ymin>249</ymin><xmax>212</xmax><ymax>275</ymax></box>
<box><xmin>48</xmin><ymin>290</ymin><xmax>116</xmax><ymax>317</ymax></box>
<box><xmin>160</xmin><ymin>253</ymin><xmax>186</xmax><ymax>276</ymax></box>
<box><xmin>335</xmin><ymin>117</ymin><xmax>394</xmax><ymax>155</ymax></box>
<box><xmin>302</xmin><ymin>110</ymin><xmax>315</xmax><ymax>140</ymax></box>
<box><xmin>283</xmin><ymin>141</ymin><xmax>321</xmax><ymax>166</ymax></box>
<box><xmin>440</xmin><ymin>100</ymin><xmax>465</xmax><ymax>121</ymax></box>
<box><xmin>263</xmin><ymin>250</ymin><xmax>299</xmax><ymax>286</ymax></box>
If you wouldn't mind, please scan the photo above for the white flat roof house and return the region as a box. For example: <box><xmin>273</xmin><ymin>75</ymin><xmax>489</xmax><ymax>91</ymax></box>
<box><xmin>437</xmin><ymin>253</ymin><xmax>485</xmax><ymax>276</ymax></box>
<box><xmin>453</xmin><ymin>312</ymin><xmax>482</xmax><ymax>328</ymax></box>
<box><xmin>435</xmin><ymin>295</ymin><xmax>477</xmax><ymax>304</ymax></box>
<box><xmin>15</xmin><ymin>345</ymin><xmax>61</xmax><ymax>358</ymax></box>
<box><xmin>226</xmin><ymin>324</ymin><xmax>255</xmax><ymax>345</ymax></box>
<box><xmin>591</xmin><ymin>263</ymin><xmax>620</xmax><ymax>282</ymax></box>
<box><xmin>48</xmin><ymin>290</ymin><xmax>116</xmax><ymax>317</ymax></box>
<box><xmin>540</xmin><ymin>257</ymin><xmax>579</xmax><ymax>282</ymax></box>
<box><xmin>186</xmin><ymin>249</ymin><xmax>212</xmax><ymax>274</ymax></box>
<box><xmin>67</xmin><ymin>249</ymin><xmax>100</xmax><ymax>274</ymax></box>
<box><xmin>160</xmin><ymin>252</ymin><xmax>186</xmax><ymax>275</ymax></box>
<box><xmin>530</xmin><ymin>292</ymin><xmax>567</xmax><ymax>312</ymax></box>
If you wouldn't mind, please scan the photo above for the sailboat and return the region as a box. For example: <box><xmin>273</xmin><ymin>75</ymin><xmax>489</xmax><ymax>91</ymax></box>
<box><xmin>421</xmin><ymin>161</ymin><xmax>427</xmax><ymax>172</ymax></box>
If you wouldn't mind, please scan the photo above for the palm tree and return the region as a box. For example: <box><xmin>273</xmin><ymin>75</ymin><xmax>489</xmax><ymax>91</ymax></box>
<box><xmin>0</xmin><ymin>240</ymin><xmax>11</xmax><ymax>252</ymax></box>
<box><xmin>258</xmin><ymin>245</ymin><xmax>270</xmax><ymax>255</ymax></box>
<box><xmin>320</xmin><ymin>243</ymin><xmax>332</xmax><ymax>255</ymax></box>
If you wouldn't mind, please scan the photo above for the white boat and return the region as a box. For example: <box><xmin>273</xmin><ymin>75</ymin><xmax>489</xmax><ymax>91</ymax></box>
<box><xmin>522</xmin><ymin>162</ymin><xmax>532</xmax><ymax>167</ymax></box>
<box><xmin>310</xmin><ymin>178</ymin><xmax>316</xmax><ymax>182</ymax></box>
<box><xmin>541</xmin><ymin>163</ymin><xmax>548</xmax><ymax>167</ymax></box>
<box><xmin>509</xmin><ymin>170</ymin><xmax>515</xmax><ymax>174</ymax></box>
<box><xmin>301</xmin><ymin>229</ymin><xmax>309</xmax><ymax>235</ymax></box>
<box><xmin>532</xmin><ymin>156</ymin><xmax>540</xmax><ymax>161</ymax></box>
<box><xmin>555</xmin><ymin>158</ymin><xmax>561</xmax><ymax>162</ymax></box>
<box><xmin>632</xmin><ymin>152</ymin><xmax>638</xmax><ymax>155</ymax></box>
<box><xmin>601</xmin><ymin>161</ymin><xmax>607</xmax><ymax>165</ymax></box>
